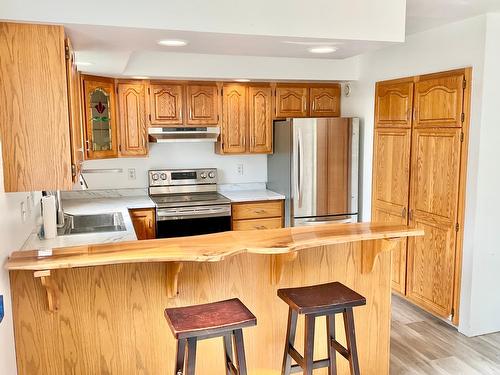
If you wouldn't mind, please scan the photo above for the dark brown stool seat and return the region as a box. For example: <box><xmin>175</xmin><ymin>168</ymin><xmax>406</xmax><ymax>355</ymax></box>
<box><xmin>278</xmin><ymin>282</ymin><xmax>366</xmax><ymax>375</ymax></box>
<box><xmin>165</xmin><ymin>298</ymin><xmax>256</xmax><ymax>375</ymax></box>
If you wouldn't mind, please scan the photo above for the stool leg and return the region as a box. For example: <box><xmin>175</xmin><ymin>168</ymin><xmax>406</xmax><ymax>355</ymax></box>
<box><xmin>185</xmin><ymin>337</ymin><xmax>197</xmax><ymax>375</ymax></box>
<box><xmin>326</xmin><ymin>314</ymin><xmax>337</xmax><ymax>375</ymax></box>
<box><xmin>233</xmin><ymin>329</ymin><xmax>248</xmax><ymax>375</ymax></box>
<box><xmin>303</xmin><ymin>315</ymin><xmax>316</xmax><ymax>375</ymax></box>
<box><xmin>223</xmin><ymin>334</ymin><xmax>234</xmax><ymax>375</ymax></box>
<box><xmin>281</xmin><ymin>308</ymin><xmax>298</xmax><ymax>375</ymax></box>
<box><xmin>174</xmin><ymin>338</ymin><xmax>186</xmax><ymax>375</ymax></box>
<box><xmin>343</xmin><ymin>308</ymin><xmax>360</xmax><ymax>375</ymax></box>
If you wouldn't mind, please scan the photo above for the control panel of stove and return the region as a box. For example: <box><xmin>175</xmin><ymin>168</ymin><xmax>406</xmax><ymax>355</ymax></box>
<box><xmin>149</xmin><ymin>168</ymin><xmax>218</xmax><ymax>187</ymax></box>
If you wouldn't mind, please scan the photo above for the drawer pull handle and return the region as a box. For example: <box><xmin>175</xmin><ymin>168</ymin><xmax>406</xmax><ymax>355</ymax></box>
<box><xmin>255</xmin><ymin>225</ymin><xmax>266</xmax><ymax>230</ymax></box>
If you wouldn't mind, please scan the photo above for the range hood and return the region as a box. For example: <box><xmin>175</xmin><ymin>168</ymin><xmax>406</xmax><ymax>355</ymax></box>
<box><xmin>149</xmin><ymin>127</ymin><xmax>220</xmax><ymax>143</ymax></box>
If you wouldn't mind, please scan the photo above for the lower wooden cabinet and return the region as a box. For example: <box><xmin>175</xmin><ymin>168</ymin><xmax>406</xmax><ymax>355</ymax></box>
<box><xmin>129</xmin><ymin>208</ymin><xmax>156</xmax><ymax>240</ymax></box>
<box><xmin>232</xmin><ymin>200</ymin><xmax>284</xmax><ymax>230</ymax></box>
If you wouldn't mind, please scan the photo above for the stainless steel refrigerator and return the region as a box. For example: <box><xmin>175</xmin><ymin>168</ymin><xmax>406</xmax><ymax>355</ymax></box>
<box><xmin>267</xmin><ymin>118</ymin><xmax>359</xmax><ymax>227</ymax></box>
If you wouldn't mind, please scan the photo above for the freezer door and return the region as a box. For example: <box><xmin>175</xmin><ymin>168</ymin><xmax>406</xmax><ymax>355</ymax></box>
<box><xmin>292</xmin><ymin>118</ymin><xmax>358</xmax><ymax>219</ymax></box>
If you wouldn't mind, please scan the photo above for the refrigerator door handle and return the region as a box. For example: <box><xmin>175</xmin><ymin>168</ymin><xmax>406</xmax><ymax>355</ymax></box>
<box><xmin>297</xmin><ymin>129</ymin><xmax>304</xmax><ymax>208</ymax></box>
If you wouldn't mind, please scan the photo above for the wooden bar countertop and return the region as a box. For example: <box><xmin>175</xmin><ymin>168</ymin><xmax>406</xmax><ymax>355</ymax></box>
<box><xmin>5</xmin><ymin>222</ymin><xmax>423</xmax><ymax>271</ymax></box>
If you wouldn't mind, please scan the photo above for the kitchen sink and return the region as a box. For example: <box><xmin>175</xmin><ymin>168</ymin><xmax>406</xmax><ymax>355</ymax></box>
<box><xmin>56</xmin><ymin>212</ymin><xmax>127</xmax><ymax>236</ymax></box>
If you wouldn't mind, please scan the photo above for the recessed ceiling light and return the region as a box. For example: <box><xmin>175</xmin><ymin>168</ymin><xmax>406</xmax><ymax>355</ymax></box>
<box><xmin>234</xmin><ymin>79</ymin><xmax>250</xmax><ymax>82</ymax></box>
<box><xmin>158</xmin><ymin>39</ymin><xmax>188</xmax><ymax>47</ymax></box>
<box><xmin>308</xmin><ymin>46</ymin><xmax>337</xmax><ymax>54</ymax></box>
<box><xmin>76</xmin><ymin>61</ymin><xmax>94</xmax><ymax>66</ymax></box>
<box><xmin>131</xmin><ymin>76</ymin><xmax>149</xmax><ymax>80</ymax></box>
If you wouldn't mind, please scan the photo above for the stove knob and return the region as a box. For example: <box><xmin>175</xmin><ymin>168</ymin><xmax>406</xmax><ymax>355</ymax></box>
<box><xmin>208</xmin><ymin>171</ymin><xmax>216</xmax><ymax>179</ymax></box>
<box><xmin>160</xmin><ymin>173</ymin><xmax>167</xmax><ymax>180</ymax></box>
<box><xmin>200</xmin><ymin>172</ymin><xmax>207</xmax><ymax>179</ymax></box>
<box><xmin>152</xmin><ymin>173</ymin><xmax>159</xmax><ymax>181</ymax></box>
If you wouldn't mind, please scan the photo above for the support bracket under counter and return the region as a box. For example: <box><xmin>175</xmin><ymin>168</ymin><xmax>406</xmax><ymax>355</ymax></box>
<box><xmin>271</xmin><ymin>252</ymin><xmax>298</xmax><ymax>285</ymax></box>
<box><xmin>360</xmin><ymin>238</ymin><xmax>400</xmax><ymax>274</ymax></box>
<box><xmin>34</xmin><ymin>270</ymin><xmax>60</xmax><ymax>312</ymax></box>
<box><xmin>166</xmin><ymin>262</ymin><xmax>183</xmax><ymax>298</ymax></box>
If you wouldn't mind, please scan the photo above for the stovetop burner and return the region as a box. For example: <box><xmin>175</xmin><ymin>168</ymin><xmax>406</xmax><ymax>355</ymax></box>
<box><xmin>150</xmin><ymin>192</ymin><xmax>230</xmax><ymax>208</ymax></box>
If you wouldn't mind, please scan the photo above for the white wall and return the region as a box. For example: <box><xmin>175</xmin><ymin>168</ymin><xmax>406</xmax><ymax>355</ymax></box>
<box><xmin>0</xmin><ymin>143</ymin><xmax>41</xmax><ymax>374</ymax></box>
<box><xmin>82</xmin><ymin>142</ymin><xmax>268</xmax><ymax>189</ymax></box>
<box><xmin>342</xmin><ymin>14</ymin><xmax>500</xmax><ymax>337</ymax></box>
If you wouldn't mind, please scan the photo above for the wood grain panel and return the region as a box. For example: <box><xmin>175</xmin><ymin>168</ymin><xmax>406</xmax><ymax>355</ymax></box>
<box><xmin>275</xmin><ymin>86</ymin><xmax>309</xmax><ymax>118</ymax></box>
<box><xmin>186</xmin><ymin>84</ymin><xmax>220</xmax><ymax>125</ymax></box>
<box><xmin>414</xmin><ymin>73</ymin><xmax>464</xmax><ymax>128</ymax></box>
<box><xmin>11</xmin><ymin>242</ymin><xmax>392</xmax><ymax>375</ymax></box>
<box><xmin>117</xmin><ymin>81</ymin><xmax>148</xmax><ymax>156</ymax></box>
<box><xmin>248</xmin><ymin>86</ymin><xmax>273</xmax><ymax>154</ymax></box>
<box><xmin>310</xmin><ymin>86</ymin><xmax>341</xmax><ymax>117</ymax></box>
<box><xmin>232</xmin><ymin>217</ymin><xmax>283</xmax><ymax>231</ymax></box>
<box><xmin>375</xmin><ymin>80</ymin><xmax>414</xmax><ymax>128</ymax></box>
<box><xmin>222</xmin><ymin>85</ymin><xmax>247</xmax><ymax>153</ymax></box>
<box><xmin>129</xmin><ymin>208</ymin><xmax>156</xmax><ymax>240</ymax></box>
<box><xmin>0</xmin><ymin>22</ymin><xmax>72</xmax><ymax>191</ymax></box>
<box><xmin>232</xmin><ymin>201</ymin><xmax>283</xmax><ymax>220</ymax></box>
<box><xmin>407</xmin><ymin>127</ymin><xmax>462</xmax><ymax>317</ymax></box>
<box><xmin>149</xmin><ymin>83</ymin><xmax>183</xmax><ymax>126</ymax></box>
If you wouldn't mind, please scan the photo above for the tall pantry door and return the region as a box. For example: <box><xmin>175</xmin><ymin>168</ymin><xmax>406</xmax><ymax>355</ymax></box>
<box><xmin>406</xmin><ymin>72</ymin><xmax>465</xmax><ymax>318</ymax></box>
<box><xmin>371</xmin><ymin>79</ymin><xmax>413</xmax><ymax>294</ymax></box>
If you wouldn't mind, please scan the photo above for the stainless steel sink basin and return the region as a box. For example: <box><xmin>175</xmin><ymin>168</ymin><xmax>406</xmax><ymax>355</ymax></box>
<box><xmin>57</xmin><ymin>212</ymin><xmax>126</xmax><ymax>235</ymax></box>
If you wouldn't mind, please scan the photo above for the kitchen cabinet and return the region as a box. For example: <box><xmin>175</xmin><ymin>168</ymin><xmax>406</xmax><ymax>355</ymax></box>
<box><xmin>149</xmin><ymin>83</ymin><xmax>183</xmax><ymax>126</ymax></box>
<box><xmin>82</xmin><ymin>75</ymin><xmax>118</xmax><ymax>159</ymax></box>
<box><xmin>117</xmin><ymin>81</ymin><xmax>148</xmax><ymax>157</ymax></box>
<box><xmin>129</xmin><ymin>208</ymin><xmax>156</xmax><ymax>240</ymax></box>
<box><xmin>274</xmin><ymin>86</ymin><xmax>309</xmax><ymax>118</ymax></box>
<box><xmin>309</xmin><ymin>86</ymin><xmax>341</xmax><ymax>117</ymax></box>
<box><xmin>371</xmin><ymin>69</ymin><xmax>471</xmax><ymax>323</ymax></box>
<box><xmin>185</xmin><ymin>84</ymin><xmax>220</xmax><ymax>125</ymax></box>
<box><xmin>65</xmin><ymin>37</ymin><xmax>84</xmax><ymax>184</ymax></box>
<box><xmin>231</xmin><ymin>200</ymin><xmax>284</xmax><ymax>230</ymax></box>
<box><xmin>248</xmin><ymin>86</ymin><xmax>273</xmax><ymax>153</ymax></box>
<box><xmin>0</xmin><ymin>22</ymin><xmax>73</xmax><ymax>191</ymax></box>
<box><xmin>221</xmin><ymin>85</ymin><xmax>247</xmax><ymax>153</ymax></box>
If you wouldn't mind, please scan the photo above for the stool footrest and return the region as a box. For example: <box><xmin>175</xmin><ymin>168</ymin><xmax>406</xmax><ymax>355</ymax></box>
<box><xmin>290</xmin><ymin>359</ymin><xmax>331</xmax><ymax>373</ymax></box>
<box><xmin>331</xmin><ymin>338</ymin><xmax>350</xmax><ymax>359</ymax></box>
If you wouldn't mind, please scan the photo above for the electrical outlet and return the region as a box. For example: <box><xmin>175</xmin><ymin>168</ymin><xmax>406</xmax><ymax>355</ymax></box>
<box><xmin>128</xmin><ymin>168</ymin><xmax>136</xmax><ymax>180</ymax></box>
<box><xmin>237</xmin><ymin>164</ymin><xmax>244</xmax><ymax>176</ymax></box>
<box><xmin>26</xmin><ymin>194</ymin><xmax>32</xmax><ymax>215</ymax></box>
<box><xmin>20</xmin><ymin>201</ymin><xmax>27</xmax><ymax>223</ymax></box>
<box><xmin>0</xmin><ymin>295</ymin><xmax>4</xmax><ymax>323</ymax></box>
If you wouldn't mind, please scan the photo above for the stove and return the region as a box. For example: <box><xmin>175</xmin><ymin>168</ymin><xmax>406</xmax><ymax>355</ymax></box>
<box><xmin>149</xmin><ymin>168</ymin><xmax>231</xmax><ymax>238</ymax></box>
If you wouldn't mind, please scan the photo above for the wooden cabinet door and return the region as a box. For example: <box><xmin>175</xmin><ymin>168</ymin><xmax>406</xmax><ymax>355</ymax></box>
<box><xmin>222</xmin><ymin>85</ymin><xmax>247</xmax><ymax>153</ymax></box>
<box><xmin>129</xmin><ymin>208</ymin><xmax>156</xmax><ymax>240</ymax></box>
<box><xmin>149</xmin><ymin>83</ymin><xmax>183</xmax><ymax>126</ymax></box>
<box><xmin>414</xmin><ymin>73</ymin><xmax>465</xmax><ymax>128</ymax></box>
<box><xmin>186</xmin><ymin>84</ymin><xmax>220</xmax><ymax>125</ymax></box>
<box><xmin>82</xmin><ymin>76</ymin><xmax>118</xmax><ymax>159</ymax></box>
<box><xmin>309</xmin><ymin>86</ymin><xmax>341</xmax><ymax>117</ymax></box>
<box><xmin>375</xmin><ymin>80</ymin><xmax>414</xmax><ymax>128</ymax></box>
<box><xmin>65</xmin><ymin>38</ymin><xmax>84</xmax><ymax>183</ymax></box>
<box><xmin>371</xmin><ymin>127</ymin><xmax>412</xmax><ymax>294</ymax></box>
<box><xmin>407</xmin><ymin>128</ymin><xmax>462</xmax><ymax>318</ymax></box>
<box><xmin>248</xmin><ymin>86</ymin><xmax>273</xmax><ymax>154</ymax></box>
<box><xmin>275</xmin><ymin>86</ymin><xmax>308</xmax><ymax>118</ymax></box>
<box><xmin>117</xmin><ymin>82</ymin><xmax>148</xmax><ymax>157</ymax></box>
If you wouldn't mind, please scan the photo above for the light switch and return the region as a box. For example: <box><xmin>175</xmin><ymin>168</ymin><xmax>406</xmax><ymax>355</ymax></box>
<box><xmin>128</xmin><ymin>168</ymin><xmax>136</xmax><ymax>180</ymax></box>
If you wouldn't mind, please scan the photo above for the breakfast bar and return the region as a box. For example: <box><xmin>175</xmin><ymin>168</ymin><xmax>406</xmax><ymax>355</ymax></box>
<box><xmin>6</xmin><ymin>223</ymin><xmax>422</xmax><ymax>375</ymax></box>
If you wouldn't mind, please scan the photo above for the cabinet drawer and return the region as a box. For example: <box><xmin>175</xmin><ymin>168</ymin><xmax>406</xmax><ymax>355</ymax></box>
<box><xmin>232</xmin><ymin>201</ymin><xmax>283</xmax><ymax>220</ymax></box>
<box><xmin>233</xmin><ymin>217</ymin><xmax>282</xmax><ymax>231</ymax></box>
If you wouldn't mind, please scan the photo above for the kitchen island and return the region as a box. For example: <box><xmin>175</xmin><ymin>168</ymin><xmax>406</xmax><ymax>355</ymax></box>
<box><xmin>6</xmin><ymin>223</ymin><xmax>422</xmax><ymax>375</ymax></box>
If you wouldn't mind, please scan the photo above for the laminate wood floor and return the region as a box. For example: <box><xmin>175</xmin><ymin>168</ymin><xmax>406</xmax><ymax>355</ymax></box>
<box><xmin>391</xmin><ymin>294</ymin><xmax>500</xmax><ymax>375</ymax></box>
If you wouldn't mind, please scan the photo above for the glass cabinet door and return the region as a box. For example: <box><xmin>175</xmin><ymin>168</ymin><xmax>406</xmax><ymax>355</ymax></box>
<box><xmin>82</xmin><ymin>76</ymin><xmax>118</xmax><ymax>159</ymax></box>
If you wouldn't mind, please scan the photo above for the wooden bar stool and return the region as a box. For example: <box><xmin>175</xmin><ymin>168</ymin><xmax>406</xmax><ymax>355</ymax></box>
<box><xmin>278</xmin><ymin>282</ymin><xmax>366</xmax><ymax>375</ymax></box>
<box><xmin>164</xmin><ymin>298</ymin><xmax>257</xmax><ymax>375</ymax></box>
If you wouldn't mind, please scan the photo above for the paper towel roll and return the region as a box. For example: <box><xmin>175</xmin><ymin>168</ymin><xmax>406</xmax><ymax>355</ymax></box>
<box><xmin>42</xmin><ymin>195</ymin><xmax>57</xmax><ymax>239</ymax></box>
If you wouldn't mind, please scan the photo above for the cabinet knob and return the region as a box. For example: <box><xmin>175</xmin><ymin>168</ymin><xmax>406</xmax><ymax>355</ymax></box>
<box><xmin>401</xmin><ymin>207</ymin><xmax>407</xmax><ymax>219</ymax></box>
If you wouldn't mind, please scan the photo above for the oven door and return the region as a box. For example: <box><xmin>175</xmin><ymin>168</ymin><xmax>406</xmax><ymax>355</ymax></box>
<box><xmin>156</xmin><ymin>204</ymin><xmax>231</xmax><ymax>238</ymax></box>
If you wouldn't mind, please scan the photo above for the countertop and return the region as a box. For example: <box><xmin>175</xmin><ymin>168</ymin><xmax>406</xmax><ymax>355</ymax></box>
<box><xmin>220</xmin><ymin>189</ymin><xmax>285</xmax><ymax>202</ymax></box>
<box><xmin>7</xmin><ymin>223</ymin><xmax>423</xmax><ymax>271</ymax></box>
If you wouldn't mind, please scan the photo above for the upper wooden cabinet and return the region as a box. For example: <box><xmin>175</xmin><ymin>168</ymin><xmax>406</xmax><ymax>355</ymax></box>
<box><xmin>82</xmin><ymin>75</ymin><xmax>118</xmax><ymax>159</ymax></box>
<box><xmin>221</xmin><ymin>85</ymin><xmax>247</xmax><ymax>153</ymax></box>
<box><xmin>149</xmin><ymin>83</ymin><xmax>183</xmax><ymax>126</ymax></box>
<box><xmin>414</xmin><ymin>73</ymin><xmax>465</xmax><ymax>128</ymax></box>
<box><xmin>186</xmin><ymin>84</ymin><xmax>220</xmax><ymax>125</ymax></box>
<box><xmin>117</xmin><ymin>81</ymin><xmax>148</xmax><ymax>157</ymax></box>
<box><xmin>310</xmin><ymin>86</ymin><xmax>341</xmax><ymax>117</ymax></box>
<box><xmin>275</xmin><ymin>86</ymin><xmax>309</xmax><ymax>118</ymax></box>
<box><xmin>0</xmin><ymin>22</ymin><xmax>73</xmax><ymax>191</ymax></box>
<box><xmin>248</xmin><ymin>86</ymin><xmax>273</xmax><ymax>153</ymax></box>
<box><xmin>375</xmin><ymin>80</ymin><xmax>414</xmax><ymax>128</ymax></box>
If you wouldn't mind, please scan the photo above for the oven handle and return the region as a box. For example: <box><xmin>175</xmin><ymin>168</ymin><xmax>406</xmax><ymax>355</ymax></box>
<box><xmin>156</xmin><ymin>205</ymin><xmax>231</xmax><ymax>221</ymax></box>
